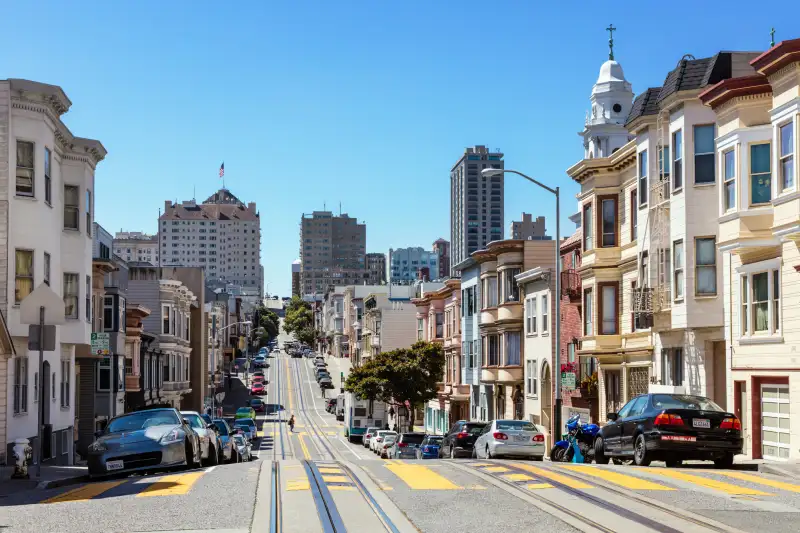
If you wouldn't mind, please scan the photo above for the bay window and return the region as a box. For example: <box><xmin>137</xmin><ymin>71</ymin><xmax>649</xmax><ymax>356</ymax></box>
<box><xmin>738</xmin><ymin>259</ymin><xmax>781</xmax><ymax>338</ymax></box>
<box><xmin>501</xmin><ymin>268</ymin><xmax>521</xmax><ymax>303</ymax></box>
<box><xmin>673</xmin><ymin>130</ymin><xmax>683</xmax><ymax>190</ymax></box>
<box><xmin>694</xmin><ymin>125</ymin><xmax>716</xmax><ymax>184</ymax></box>
<box><xmin>723</xmin><ymin>149</ymin><xmax>735</xmax><ymax>211</ymax></box>
<box><xmin>584</xmin><ymin>288</ymin><xmax>593</xmax><ymax>336</ymax></box>
<box><xmin>485</xmin><ymin>334</ymin><xmax>499</xmax><ymax>366</ymax></box>
<box><xmin>63</xmin><ymin>273</ymin><xmax>79</xmax><ymax>319</ymax></box>
<box><xmin>504</xmin><ymin>332</ymin><xmax>520</xmax><ymax>366</ymax></box>
<box><xmin>103</xmin><ymin>296</ymin><xmax>114</xmax><ymax>331</ymax></box>
<box><xmin>482</xmin><ymin>276</ymin><xmax>498</xmax><ymax>308</ymax></box>
<box><xmin>598</xmin><ymin>195</ymin><xmax>617</xmax><ymax>247</ymax></box>
<box><xmin>16</xmin><ymin>140</ymin><xmax>34</xmax><ymax>196</ymax></box>
<box><xmin>639</xmin><ymin>150</ymin><xmax>648</xmax><ymax>205</ymax></box>
<box><xmin>162</xmin><ymin>305</ymin><xmax>171</xmax><ymax>334</ymax></box>
<box><xmin>599</xmin><ymin>283</ymin><xmax>619</xmax><ymax>335</ymax></box>
<box><xmin>541</xmin><ymin>294</ymin><xmax>548</xmax><ymax>334</ymax></box>
<box><xmin>750</xmin><ymin>143</ymin><xmax>771</xmax><ymax>205</ymax></box>
<box><xmin>583</xmin><ymin>202</ymin><xmax>593</xmax><ymax>251</ymax></box>
<box><xmin>630</xmin><ymin>190</ymin><xmax>637</xmax><ymax>241</ymax></box>
<box><xmin>695</xmin><ymin>237</ymin><xmax>717</xmax><ymax>296</ymax></box>
<box><xmin>673</xmin><ymin>240</ymin><xmax>684</xmax><ymax>300</ymax></box>
<box><xmin>779</xmin><ymin>121</ymin><xmax>794</xmax><ymax>191</ymax></box>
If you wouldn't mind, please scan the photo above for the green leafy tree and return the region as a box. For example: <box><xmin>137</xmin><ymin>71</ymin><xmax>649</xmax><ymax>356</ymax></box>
<box><xmin>283</xmin><ymin>296</ymin><xmax>313</xmax><ymax>337</ymax></box>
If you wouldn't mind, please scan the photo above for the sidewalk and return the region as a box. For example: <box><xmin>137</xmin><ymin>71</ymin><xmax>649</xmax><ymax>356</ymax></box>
<box><xmin>0</xmin><ymin>464</ymin><xmax>88</xmax><ymax>495</ymax></box>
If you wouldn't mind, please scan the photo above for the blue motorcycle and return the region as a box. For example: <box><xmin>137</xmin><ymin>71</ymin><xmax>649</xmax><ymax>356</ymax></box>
<box><xmin>550</xmin><ymin>414</ymin><xmax>600</xmax><ymax>463</ymax></box>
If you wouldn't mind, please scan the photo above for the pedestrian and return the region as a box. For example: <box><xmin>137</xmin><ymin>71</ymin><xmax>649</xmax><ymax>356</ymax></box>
<box><xmin>217</xmin><ymin>406</ymin><xmax>223</xmax><ymax>419</ymax></box>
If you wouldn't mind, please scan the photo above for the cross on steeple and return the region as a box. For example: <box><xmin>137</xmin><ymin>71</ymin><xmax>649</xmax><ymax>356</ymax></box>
<box><xmin>770</xmin><ymin>27</ymin><xmax>776</xmax><ymax>47</ymax></box>
<box><xmin>606</xmin><ymin>24</ymin><xmax>616</xmax><ymax>60</ymax></box>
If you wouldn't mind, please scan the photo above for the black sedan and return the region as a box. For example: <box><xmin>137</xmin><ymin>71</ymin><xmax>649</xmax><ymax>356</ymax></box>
<box><xmin>440</xmin><ymin>420</ymin><xmax>486</xmax><ymax>458</ymax></box>
<box><xmin>594</xmin><ymin>393</ymin><xmax>743</xmax><ymax>468</ymax></box>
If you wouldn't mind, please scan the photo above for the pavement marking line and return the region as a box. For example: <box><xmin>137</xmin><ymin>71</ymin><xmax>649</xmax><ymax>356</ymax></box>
<box><xmin>296</xmin><ymin>432</ymin><xmax>311</xmax><ymax>459</ymax></box>
<box><xmin>136</xmin><ymin>471</ymin><xmax>206</xmax><ymax>497</ymax></box>
<box><xmin>469</xmin><ymin>463</ymin><xmax>492</xmax><ymax>467</ymax></box>
<box><xmin>527</xmin><ymin>483</ymin><xmax>555</xmax><ymax>490</ymax></box>
<box><xmin>715</xmin><ymin>471</ymin><xmax>800</xmax><ymax>493</ymax></box>
<box><xmin>483</xmin><ymin>466</ymin><xmax>510</xmax><ymax>473</ymax></box>
<box><xmin>511</xmin><ymin>463</ymin><xmax>594</xmax><ymax>489</ymax></box>
<box><xmin>286</xmin><ymin>479</ymin><xmax>310</xmax><ymax>491</ymax></box>
<box><xmin>559</xmin><ymin>464</ymin><xmax>675</xmax><ymax>491</ymax></box>
<box><xmin>43</xmin><ymin>480</ymin><xmax>125</xmax><ymax>504</ymax></box>
<box><xmin>643</xmin><ymin>468</ymin><xmax>771</xmax><ymax>496</ymax></box>
<box><xmin>322</xmin><ymin>475</ymin><xmax>350</xmax><ymax>483</ymax></box>
<box><xmin>329</xmin><ymin>485</ymin><xmax>356</xmax><ymax>491</ymax></box>
<box><xmin>384</xmin><ymin>463</ymin><xmax>462</xmax><ymax>490</ymax></box>
<box><xmin>503</xmin><ymin>473</ymin><xmax>535</xmax><ymax>482</ymax></box>
<box><xmin>318</xmin><ymin>467</ymin><xmax>343</xmax><ymax>474</ymax></box>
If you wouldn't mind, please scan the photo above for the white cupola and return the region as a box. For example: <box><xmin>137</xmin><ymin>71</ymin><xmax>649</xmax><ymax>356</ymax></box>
<box><xmin>581</xmin><ymin>25</ymin><xmax>634</xmax><ymax>159</ymax></box>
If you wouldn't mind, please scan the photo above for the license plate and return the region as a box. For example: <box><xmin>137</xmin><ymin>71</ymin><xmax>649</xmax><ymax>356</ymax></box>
<box><xmin>514</xmin><ymin>435</ymin><xmax>528</xmax><ymax>442</ymax></box>
<box><xmin>106</xmin><ymin>460</ymin><xmax>124</xmax><ymax>471</ymax></box>
<box><xmin>693</xmin><ymin>419</ymin><xmax>711</xmax><ymax>429</ymax></box>
<box><xmin>661</xmin><ymin>435</ymin><xmax>696</xmax><ymax>442</ymax></box>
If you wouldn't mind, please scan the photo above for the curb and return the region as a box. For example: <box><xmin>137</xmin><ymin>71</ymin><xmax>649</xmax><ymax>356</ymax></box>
<box><xmin>758</xmin><ymin>463</ymin><xmax>800</xmax><ymax>480</ymax></box>
<box><xmin>37</xmin><ymin>474</ymin><xmax>90</xmax><ymax>490</ymax></box>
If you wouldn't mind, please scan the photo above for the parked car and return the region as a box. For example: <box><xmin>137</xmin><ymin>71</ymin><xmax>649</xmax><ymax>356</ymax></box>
<box><xmin>232</xmin><ymin>434</ymin><xmax>253</xmax><ymax>461</ymax></box>
<box><xmin>316</xmin><ymin>372</ymin><xmax>331</xmax><ymax>382</ymax></box>
<box><xmin>87</xmin><ymin>408</ymin><xmax>202</xmax><ymax>478</ymax></box>
<box><xmin>379</xmin><ymin>435</ymin><xmax>398</xmax><ymax>458</ymax></box>
<box><xmin>440</xmin><ymin>421</ymin><xmax>486</xmax><ymax>458</ymax></box>
<box><xmin>363</xmin><ymin>427</ymin><xmax>379</xmax><ymax>448</ymax></box>
<box><xmin>389</xmin><ymin>433</ymin><xmax>426</xmax><ymax>459</ymax></box>
<box><xmin>416</xmin><ymin>435</ymin><xmax>443</xmax><ymax>459</ymax></box>
<box><xmin>253</xmin><ymin>356</ymin><xmax>268</xmax><ymax>368</ymax></box>
<box><xmin>211</xmin><ymin>419</ymin><xmax>237</xmax><ymax>463</ymax></box>
<box><xmin>371</xmin><ymin>430</ymin><xmax>397</xmax><ymax>453</ymax></box>
<box><xmin>473</xmin><ymin>419</ymin><xmax>545</xmax><ymax>460</ymax></box>
<box><xmin>236</xmin><ymin>406</ymin><xmax>257</xmax><ymax>420</ymax></box>
<box><xmin>250</xmin><ymin>398</ymin><xmax>266</xmax><ymax>413</ymax></box>
<box><xmin>233</xmin><ymin>418</ymin><xmax>257</xmax><ymax>441</ymax></box>
<box><xmin>319</xmin><ymin>377</ymin><xmax>334</xmax><ymax>390</ymax></box>
<box><xmin>594</xmin><ymin>393</ymin><xmax>743</xmax><ymax>468</ymax></box>
<box><xmin>251</xmin><ymin>382</ymin><xmax>265</xmax><ymax>395</ymax></box>
<box><xmin>253</xmin><ymin>370</ymin><xmax>265</xmax><ymax>380</ymax></box>
<box><xmin>325</xmin><ymin>399</ymin><xmax>337</xmax><ymax>413</ymax></box>
<box><xmin>180</xmin><ymin>411</ymin><xmax>220</xmax><ymax>466</ymax></box>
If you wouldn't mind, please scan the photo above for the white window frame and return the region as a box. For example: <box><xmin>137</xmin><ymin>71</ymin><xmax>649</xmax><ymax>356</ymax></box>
<box><xmin>638</xmin><ymin>149</ymin><xmax>648</xmax><ymax>206</ymax></box>
<box><xmin>13</xmin><ymin>357</ymin><xmax>28</xmax><ymax>414</ymax></box>
<box><xmin>15</xmin><ymin>139</ymin><xmax>35</xmax><ymax>197</ymax></box>
<box><xmin>541</xmin><ymin>294</ymin><xmax>548</xmax><ymax>334</ymax></box>
<box><xmin>673</xmin><ymin>240</ymin><xmax>684</xmax><ymax>301</ymax></box>
<box><xmin>778</xmin><ymin>119</ymin><xmax>795</xmax><ymax>193</ymax></box>
<box><xmin>761</xmin><ymin>384</ymin><xmax>790</xmax><ymax>461</ymax></box>
<box><xmin>723</xmin><ymin>148</ymin><xmax>736</xmax><ymax>211</ymax></box>
<box><xmin>162</xmin><ymin>305</ymin><xmax>172</xmax><ymax>335</ymax></box>
<box><xmin>14</xmin><ymin>249</ymin><xmax>34</xmax><ymax>305</ymax></box>
<box><xmin>103</xmin><ymin>296</ymin><xmax>115</xmax><ymax>332</ymax></box>
<box><xmin>673</xmin><ymin>129</ymin><xmax>683</xmax><ymax>191</ymax></box>
<box><xmin>60</xmin><ymin>360</ymin><xmax>70</xmax><ymax>408</ymax></box>
<box><xmin>736</xmin><ymin>258</ymin><xmax>782</xmax><ymax>343</ymax></box>
<box><xmin>528</xmin><ymin>297</ymin><xmax>537</xmax><ymax>335</ymax></box>
<box><xmin>63</xmin><ymin>273</ymin><xmax>79</xmax><ymax>319</ymax></box>
<box><xmin>526</xmin><ymin>359</ymin><xmax>538</xmax><ymax>398</ymax></box>
<box><xmin>584</xmin><ymin>289</ymin><xmax>593</xmax><ymax>336</ymax></box>
<box><xmin>64</xmin><ymin>184</ymin><xmax>80</xmax><ymax>230</ymax></box>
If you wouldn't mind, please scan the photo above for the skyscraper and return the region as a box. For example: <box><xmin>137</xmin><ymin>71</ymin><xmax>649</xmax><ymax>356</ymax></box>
<box><xmin>300</xmin><ymin>211</ymin><xmax>366</xmax><ymax>295</ymax></box>
<box><xmin>365</xmin><ymin>252</ymin><xmax>387</xmax><ymax>285</ymax></box>
<box><xmin>389</xmin><ymin>247</ymin><xmax>439</xmax><ymax>283</ymax></box>
<box><xmin>291</xmin><ymin>259</ymin><xmax>301</xmax><ymax>297</ymax></box>
<box><xmin>432</xmin><ymin>238</ymin><xmax>450</xmax><ymax>280</ymax></box>
<box><xmin>450</xmin><ymin>145</ymin><xmax>504</xmax><ymax>275</ymax></box>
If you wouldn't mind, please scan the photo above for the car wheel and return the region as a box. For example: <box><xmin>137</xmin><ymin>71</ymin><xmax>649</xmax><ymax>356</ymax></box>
<box><xmin>205</xmin><ymin>444</ymin><xmax>219</xmax><ymax>466</ymax></box>
<box><xmin>714</xmin><ymin>453</ymin><xmax>734</xmax><ymax>469</ymax></box>
<box><xmin>665</xmin><ymin>458</ymin><xmax>682</xmax><ymax>468</ymax></box>
<box><xmin>486</xmin><ymin>445</ymin><xmax>492</xmax><ymax>459</ymax></box>
<box><xmin>471</xmin><ymin>447</ymin><xmax>477</xmax><ymax>459</ymax></box>
<box><xmin>450</xmin><ymin>446</ymin><xmax>456</xmax><ymax>459</ymax></box>
<box><xmin>633</xmin><ymin>434</ymin><xmax>651</xmax><ymax>467</ymax></box>
<box><xmin>594</xmin><ymin>437</ymin><xmax>610</xmax><ymax>465</ymax></box>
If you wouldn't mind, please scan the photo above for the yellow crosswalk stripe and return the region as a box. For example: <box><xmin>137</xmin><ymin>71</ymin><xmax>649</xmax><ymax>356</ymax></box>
<box><xmin>322</xmin><ymin>475</ymin><xmax>349</xmax><ymax>484</ymax></box>
<box><xmin>318</xmin><ymin>467</ymin><xmax>342</xmax><ymax>475</ymax></box>
<box><xmin>715</xmin><ymin>471</ymin><xmax>800</xmax><ymax>493</ymax></box>
<box><xmin>559</xmin><ymin>465</ymin><xmax>674</xmax><ymax>491</ymax></box>
<box><xmin>511</xmin><ymin>463</ymin><xmax>593</xmax><ymax>489</ymax></box>
<box><xmin>503</xmin><ymin>473</ymin><xmax>534</xmax><ymax>482</ymax></box>
<box><xmin>137</xmin><ymin>472</ymin><xmax>205</xmax><ymax>497</ymax></box>
<box><xmin>527</xmin><ymin>483</ymin><xmax>554</xmax><ymax>490</ymax></box>
<box><xmin>43</xmin><ymin>480</ymin><xmax>125</xmax><ymax>504</ymax></box>
<box><xmin>385</xmin><ymin>463</ymin><xmax>462</xmax><ymax>490</ymax></box>
<box><xmin>483</xmin><ymin>466</ymin><xmax>510</xmax><ymax>473</ymax></box>
<box><xmin>643</xmin><ymin>469</ymin><xmax>770</xmax><ymax>496</ymax></box>
<box><xmin>287</xmin><ymin>479</ymin><xmax>310</xmax><ymax>491</ymax></box>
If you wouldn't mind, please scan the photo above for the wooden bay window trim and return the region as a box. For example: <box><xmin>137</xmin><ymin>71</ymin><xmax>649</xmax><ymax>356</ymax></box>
<box><xmin>596</xmin><ymin>194</ymin><xmax>619</xmax><ymax>248</ymax></box>
<box><xmin>597</xmin><ymin>281</ymin><xmax>620</xmax><ymax>335</ymax></box>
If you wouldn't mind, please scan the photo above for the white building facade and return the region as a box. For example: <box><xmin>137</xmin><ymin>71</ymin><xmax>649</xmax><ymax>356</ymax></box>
<box><xmin>114</xmin><ymin>231</ymin><xmax>159</xmax><ymax>265</ymax></box>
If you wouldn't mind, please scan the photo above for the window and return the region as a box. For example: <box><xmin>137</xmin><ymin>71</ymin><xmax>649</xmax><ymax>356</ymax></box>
<box><xmin>739</xmin><ymin>263</ymin><xmax>781</xmax><ymax>337</ymax></box>
<box><xmin>599</xmin><ymin>283</ymin><xmax>618</xmax><ymax>335</ymax></box>
<box><xmin>85</xmin><ymin>276</ymin><xmax>91</xmax><ymax>321</ymax></box>
<box><xmin>103</xmin><ymin>296</ymin><xmax>114</xmax><ymax>331</ymax></box>
<box><xmin>583</xmin><ymin>202</ymin><xmax>593</xmax><ymax>251</ymax></box>
<box><xmin>98</xmin><ymin>357</ymin><xmax>111</xmax><ymax>391</ymax></box>
<box><xmin>673</xmin><ymin>240</ymin><xmax>684</xmax><ymax>300</ymax></box>
<box><xmin>60</xmin><ymin>360</ymin><xmax>70</xmax><ymax>408</ymax></box>
<box><xmin>640</xmin><ymin>251</ymin><xmax>649</xmax><ymax>288</ymax></box>
<box><xmin>435</xmin><ymin>312</ymin><xmax>444</xmax><ymax>338</ymax></box>
<box><xmin>86</xmin><ymin>190</ymin><xmax>92</xmax><ymax>236</ymax></box>
<box><xmin>526</xmin><ymin>297</ymin><xmax>537</xmax><ymax>334</ymax></box>
<box><xmin>723</xmin><ymin>149</ymin><xmax>736</xmax><ymax>210</ymax></box>
<box><xmin>44</xmin><ymin>147</ymin><xmax>52</xmax><ymax>204</ymax></box>
<box><xmin>750</xmin><ymin>143</ymin><xmax>771</xmax><ymax>205</ymax></box>
<box><xmin>638</xmin><ymin>150</ymin><xmax>648</xmax><ymax>205</ymax></box>
<box><xmin>695</xmin><ymin>238</ymin><xmax>717</xmax><ymax>296</ymax></box>
<box><xmin>64</xmin><ymin>185</ymin><xmax>80</xmax><ymax>230</ymax></box>
<box><xmin>584</xmin><ymin>289</ymin><xmax>593</xmax><ymax>336</ymax></box>
<box><xmin>630</xmin><ymin>190</ymin><xmax>637</xmax><ymax>241</ymax></box>
<box><xmin>171</xmin><ymin>307</ymin><xmax>176</xmax><ymax>335</ymax></box>
<box><xmin>14</xmin><ymin>249</ymin><xmax>34</xmax><ymax>305</ymax></box>
<box><xmin>417</xmin><ymin>318</ymin><xmax>424</xmax><ymax>341</ymax></box>
<box><xmin>661</xmin><ymin>348</ymin><xmax>683</xmax><ymax>386</ymax></box>
<box><xmin>505</xmin><ymin>332</ymin><xmax>520</xmax><ymax>366</ymax></box>
<box><xmin>43</xmin><ymin>252</ymin><xmax>50</xmax><ymax>286</ymax></box>
<box><xmin>599</xmin><ymin>196</ymin><xmax>617</xmax><ymax>247</ymax></box>
<box><xmin>16</xmin><ymin>140</ymin><xmax>34</xmax><ymax>196</ymax></box>
<box><xmin>63</xmin><ymin>273</ymin><xmax>79</xmax><ymax>318</ymax></box>
<box><xmin>162</xmin><ymin>305</ymin><xmax>170</xmax><ymax>334</ymax></box>
<box><xmin>779</xmin><ymin>121</ymin><xmax>794</xmax><ymax>191</ymax></box>
<box><xmin>526</xmin><ymin>360</ymin><xmax>538</xmax><ymax>397</ymax></box>
<box><xmin>485</xmin><ymin>334</ymin><xmax>500</xmax><ymax>366</ymax></box>
<box><xmin>673</xmin><ymin>130</ymin><xmax>683</xmax><ymax>190</ymax></box>
<box><xmin>659</xmin><ymin>144</ymin><xmax>671</xmax><ymax>196</ymax></box>
<box><xmin>13</xmin><ymin>357</ymin><xmax>28</xmax><ymax>414</ymax></box>
<box><xmin>541</xmin><ymin>294</ymin><xmax>548</xmax><ymax>334</ymax></box>
<box><xmin>482</xmin><ymin>276</ymin><xmax>498</xmax><ymax>308</ymax></box>
<box><xmin>694</xmin><ymin>125</ymin><xmax>716</xmax><ymax>184</ymax></box>
<box><xmin>502</xmin><ymin>268</ymin><xmax>521</xmax><ymax>302</ymax></box>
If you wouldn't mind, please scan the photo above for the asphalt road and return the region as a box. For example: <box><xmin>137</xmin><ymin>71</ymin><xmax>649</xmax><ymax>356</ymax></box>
<box><xmin>3</xmin><ymin>333</ymin><xmax>800</xmax><ymax>533</ymax></box>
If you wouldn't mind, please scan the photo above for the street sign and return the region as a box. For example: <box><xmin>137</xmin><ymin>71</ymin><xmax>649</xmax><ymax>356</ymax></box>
<box><xmin>561</xmin><ymin>372</ymin><xmax>576</xmax><ymax>390</ymax></box>
<box><xmin>28</xmin><ymin>325</ymin><xmax>56</xmax><ymax>351</ymax></box>
<box><xmin>20</xmin><ymin>283</ymin><xmax>66</xmax><ymax>325</ymax></box>
<box><xmin>91</xmin><ymin>332</ymin><xmax>110</xmax><ymax>356</ymax></box>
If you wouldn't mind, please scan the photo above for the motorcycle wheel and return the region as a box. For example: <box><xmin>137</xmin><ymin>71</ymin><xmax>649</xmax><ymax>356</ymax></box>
<box><xmin>563</xmin><ymin>446</ymin><xmax>575</xmax><ymax>462</ymax></box>
<box><xmin>549</xmin><ymin>446</ymin><xmax>565</xmax><ymax>462</ymax></box>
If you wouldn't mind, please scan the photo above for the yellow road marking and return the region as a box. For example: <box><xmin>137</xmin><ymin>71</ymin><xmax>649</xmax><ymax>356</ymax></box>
<box><xmin>327</xmin><ymin>432</ymin><xmax>337</xmax><ymax>436</ymax></box>
<box><xmin>483</xmin><ymin>466</ymin><xmax>510</xmax><ymax>473</ymax></box>
<box><xmin>296</xmin><ymin>432</ymin><xmax>311</xmax><ymax>459</ymax></box>
<box><xmin>511</xmin><ymin>463</ymin><xmax>593</xmax><ymax>489</ymax></box>
<box><xmin>285</xmin><ymin>358</ymin><xmax>294</xmax><ymax>411</ymax></box>
<box><xmin>470</xmin><ymin>463</ymin><xmax>492</xmax><ymax>467</ymax></box>
<box><xmin>716</xmin><ymin>471</ymin><xmax>800</xmax><ymax>493</ymax></box>
<box><xmin>43</xmin><ymin>480</ymin><xmax>125</xmax><ymax>504</ymax></box>
<box><xmin>329</xmin><ymin>485</ymin><xmax>355</xmax><ymax>491</ymax></box>
<box><xmin>527</xmin><ymin>483</ymin><xmax>554</xmax><ymax>490</ymax></box>
<box><xmin>503</xmin><ymin>473</ymin><xmax>534</xmax><ymax>482</ymax></box>
<box><xmin>385</xmin><ymin>463</ymin><xmax>462</xmax><ymax>490</ymax></box>
<box><xmin>560</xmin><ymin>465</ymin><xmax>674</xmax><ymax>491</ymax></box>
<box><xmin>468</xmin><ymin>484</ymin><xmax>487</xmax><ymax>490</ymax></box>
<box><xmin>286</xmin><ymin>479</ymin><xmax>310</xmax><ymax>491</ymax></box>
<box><xmin>137</xmin><ymin>472</ymin><xmax>205</xmax><ymax>497</ymax></box>
<box><xmin>643</xmin><ymin>469</ymin><xmax>770</xmax><ymax>496</ymax></box>
<box><xmin>318</xmin><ymin>467</ymin><xmax>342</xmax><ymax>474</ymax></box>
<box><xmin>322</xmin><ymin>475</ymin><xmax>349</xmax><ymax>483</ymax></box>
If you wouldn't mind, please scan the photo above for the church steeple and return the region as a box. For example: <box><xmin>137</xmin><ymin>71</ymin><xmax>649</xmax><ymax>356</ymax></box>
<box><xmin>607</xmin><ymin>24</ymin><xmax>616</xmax><ymax>60</ymax></box>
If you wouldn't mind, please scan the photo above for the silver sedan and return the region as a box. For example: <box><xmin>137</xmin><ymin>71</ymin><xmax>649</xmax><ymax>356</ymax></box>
<box><xmin>473</xmin><ymin>420</ymin><xmax>545</xmax><ymax>460</ymax></box>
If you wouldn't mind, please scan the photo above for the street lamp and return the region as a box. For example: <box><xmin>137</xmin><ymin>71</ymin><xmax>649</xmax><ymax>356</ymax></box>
<box><xmin>482</xmin><ymin>167</ymin><xmax>563</xmax><ymax>440</ymax></box>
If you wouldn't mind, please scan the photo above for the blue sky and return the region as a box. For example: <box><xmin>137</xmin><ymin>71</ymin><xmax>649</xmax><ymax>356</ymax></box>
<box><xmin>5</xmin><ymin>1</ymin><xmax>797</xmax><ymax>295</ymax></box>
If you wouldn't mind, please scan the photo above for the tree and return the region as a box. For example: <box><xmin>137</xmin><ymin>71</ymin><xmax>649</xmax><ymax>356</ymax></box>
<box><xmin>344</xmin><ymin>341</ymin><xmax>444</xmax><ymax>429</ymax></box>
<box><xmin>252</xmin><ymin>305</ymin><xmax>280</xmax><ymax>348</ymax></box>
<box><xmin>283</xmin><ymin>296</ymin><xmax>313</xmax><ymax>337</ymax></box>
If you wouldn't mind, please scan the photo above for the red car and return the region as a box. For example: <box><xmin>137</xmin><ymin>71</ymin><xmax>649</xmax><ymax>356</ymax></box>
<box><xmin>250</xmin><ymin>382</ymin><xmax>265</xmax><ymax>395</ymax></box>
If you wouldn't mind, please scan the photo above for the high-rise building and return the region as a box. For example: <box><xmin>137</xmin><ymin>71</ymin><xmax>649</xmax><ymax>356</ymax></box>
<box><xmin>113</xmin><ymin>231</ymin><xmax>159</xmax><ymax>265</ymax></box>
<box><xmin>450</xmin><ymin>145</ymin><xmax>504</xmax><ymax>275</ymax></box>
<box><xmin>389</xmin><ymin>247</ymin><xmax>439</xmax><ymax>283</ymax></box>
<box><xmin>365</xmin><ymin>252</ymin><xmax>387</xmax><ymax>285</ymax></box>
<box><xmin>300</xmin><ymin>211</ymin><xmax>366</xmax><ymax>295</ymax></box>
<box><xmin>432</xmin><ymin>238</ymin><xmax>450</xmax><ymax>280</ymax></box>
<box><xmin>159</xmin><ymin>188</ymin><xmax>262</xmax><ymax>296</ymax></box>
<box><xmin>509</xmin><ymin>213</ymin><xmax>550</xmax><ymax>240</ymax></box>
<box><xmin>291</xmin><ymin>259</ymin><xmax>301</xmax><ymax>296</ymax></box>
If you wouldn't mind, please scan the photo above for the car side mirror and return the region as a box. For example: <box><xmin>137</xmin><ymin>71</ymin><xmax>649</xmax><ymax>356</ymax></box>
<box><xmin>607</xmin><ymin>412</ymin><xmax>618</xmax><ymax>422</ymax></box>
<box><xmin>182</xmin><ymin>418</ymin><xmax>191</xmax><ymax>425</ymax></box>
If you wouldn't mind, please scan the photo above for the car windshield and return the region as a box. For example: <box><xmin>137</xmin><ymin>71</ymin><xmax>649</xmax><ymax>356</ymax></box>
<box><xmin>426</xmin><ymin>436</ymin><xmax>443</xmax><ymax>444</ymax></box>
<box><xmin>236</xmin><ymin>419</ymin><xmax>256</xmax><ymax>428</ymax></box>
<box><xmin>251</xmin><ymin>399</ymin><xmax>263</xmax><ymax>406</ymax></box>
<box><xmin>401</xmin><ymin>434</ymin><xmax>425</xmax><ymax>444</ymax></box>
<box><xmin>182</xmin><ymin>414</ymin><xmax>205</xmax><ymax>429</ymax></box>
<box><xmin>652</xmin><ymin>394</ymin><xmax>724</xmax><ymax>412</ymax></box>
<box><xmin>107</xmin><ymin>410</ymin><xmax>180</xmax><ymax>433</ymax></box>
<box><xmin>212</xmin><ymin>421</ymin><xmax>229</xmax><ymax>435</ymax></box>
<box><xmin>496</xmin><ymin>420</ymin><xmax>537</xmax><ymax>431</ymax></box>
<box><xmin>464</xmin><ymin>423</ymin><xmax>486</xmax><ymax>434</ymax></box>
<box><xmin>232</xmin><ymin>435</ymin><xmax>245</xmax><ymax>445</ymax></box>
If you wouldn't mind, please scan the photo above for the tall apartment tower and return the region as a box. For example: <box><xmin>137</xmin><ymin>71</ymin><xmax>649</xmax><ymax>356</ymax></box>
<box><xmin>365</xmin><ymin>252</ymin><xmax>387</xmax><ymax>285</ymax></box>
<box><xmin>509</xmin><ymin>213</ymin><xmax>549</xmax><ymax>240</ymax></box>
<box><xmin>159</xmin><ymin>188</ymin><xmax>262</xmax><ymax>295</ymax></box>
<box><xmin>449</xmin><ymin>145</ymin><xmax>504</xmax><ymax>275</ymax></box>
<box><xmin>114</xmin><ymin>231</ymin><xmax>159</xmax><ymax>265</ymax></box>
<box><xmin>291</xmin><ymin>260</ymin><xmax>301</xmax><ymax>297</ymax></box>
<box><xmin>300</xmin><ymin>211</ymin><xmax>366</xmax><ymax>295</ymax></box>
<box><xmin>432</xmin><ymin>238</ymin><xmax>450</xmax><ymax>279</ymax></box>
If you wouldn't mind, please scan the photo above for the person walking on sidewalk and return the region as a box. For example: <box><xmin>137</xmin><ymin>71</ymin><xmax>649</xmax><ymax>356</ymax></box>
<box><xmin>288</xmin><ymin>414</ymin><xmax>295</xmax><ymax>432</ymax></box>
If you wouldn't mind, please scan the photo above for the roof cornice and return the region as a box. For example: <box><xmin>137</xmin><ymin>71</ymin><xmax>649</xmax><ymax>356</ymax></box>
<box><xmin>751</xmin><ymin>38</ymin><xmax>800</xmax><ymax>77</ymax></box>
<box><xmin>699</xmin><ymin>74</ymin><xmax>772</xmax><ymax>109</ymax></box>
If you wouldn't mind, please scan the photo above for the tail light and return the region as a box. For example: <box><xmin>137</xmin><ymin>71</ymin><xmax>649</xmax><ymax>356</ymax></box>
<box><xmin>493</xmin><ymin>432</ymin><xmax>508</xmax><ymax>440</ymax></box>
<box><xmin>376</xmin><ymin>437</ymin><xmax>383</xmax><ymax>442</ymax></box>
<box><xmin>456</xmin><ymin>432</ymin><xmax>470</xmax><ymax>439</ymax></box>
<box><xmin>384</xmin><ymin>443</ymin><xmax>391</xmax><ymax>448</ymax></box>
<box><xmin>532</xmin><ymin>434</ymin><xmax>545</xmax><ymax>442</ymax></box>
<box><xmin>654</xmin><ymin>413</ymin><xmax>684</xmax><ymax>426</ymax></box>
<box><xmin>720</xmin><ymin>417</ymin><xmax>742</xmax><ymax>430</ymax></box>
<box><xmin>398</xmin><ymin>442</ymin><xmax>408</xmax><ymax>447</ymax></box>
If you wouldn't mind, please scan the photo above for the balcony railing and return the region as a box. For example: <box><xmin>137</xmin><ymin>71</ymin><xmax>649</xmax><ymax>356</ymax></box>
<box><xmin>561</xmin><ymin>269</ymin><xmax>580</xmax><ymax>299</ymax></box>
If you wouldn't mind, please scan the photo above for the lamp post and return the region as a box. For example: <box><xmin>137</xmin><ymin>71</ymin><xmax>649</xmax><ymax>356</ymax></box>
<box><xmin>482</xmin><ymin>168</ymin><xmax>562</xmax><ymax>440</ymax></box>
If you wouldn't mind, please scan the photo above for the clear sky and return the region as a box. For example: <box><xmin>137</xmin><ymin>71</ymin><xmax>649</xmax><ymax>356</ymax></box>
<box><xmin>5</xmin><ymin>1</ymin><xmax>798</xmax><ymax>295</ymax></box>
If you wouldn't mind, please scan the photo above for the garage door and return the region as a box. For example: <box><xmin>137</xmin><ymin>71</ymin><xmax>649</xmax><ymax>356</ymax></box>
<box><xmin>761</xmin><ymin>385</ymin><xmax>790</xmax><ymax>460</ymax></box>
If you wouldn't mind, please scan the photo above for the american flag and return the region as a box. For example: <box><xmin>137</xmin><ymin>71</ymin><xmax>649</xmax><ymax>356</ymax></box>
<box><xmin>219</xmin><ymin>162</ymin><xmax>225</xmax><ymax>178</ymax></box>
